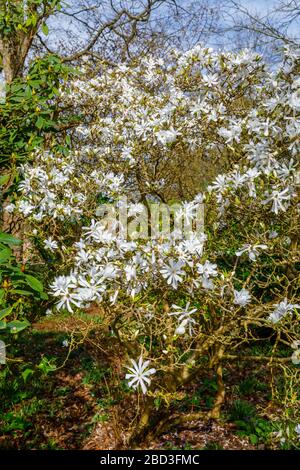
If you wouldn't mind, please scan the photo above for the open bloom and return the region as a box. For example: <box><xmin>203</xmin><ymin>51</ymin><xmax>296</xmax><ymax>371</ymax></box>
<box><xmin>160</xmin><ymin>259</ymin><xmax>185</xmax><ymax>289</ymax></box>
<box><xmin>291</xmin><ymin>349</ymin><xmax>300</xmax><ymax>365</ymax></box>
<box><xmin>262</xmin><ymin>188</ymin><xmax>291</xmax><ymax>214</ymax></box>
<box><xmin>169</xmin><ymin>302</ymin><xmax>198</xmax><ymax>336</ymax></box>
<box><xmin>197</xmin><ymin>260</ymin><xmax>218</xmax><ymax>289</ymax></box>
<box><xmin>76</xmin><ymin>276</ymin><xmax>105</xmax><ymax>302</ymax></box>
<box><xmin>155</xmin><ymin>127</ymin><xmax>179</xmax><ymax>145</ymax></box>
<box><xmin>169</xmin><ymin>302</ymin><xmax>197</xmax><ymax>320</ymax></box>
<box><xmin>175</xmin><ymin>317</ymin><xmax>197</xmax><ymax>336</ymax></box>
<box><xmin>44</xmin><ymin>237</ymin><xmax>59</xmax><ymax>252</ymax></box>
<box><xmin>175</xmin><ymin>201</ymin><xmax>197</xmax><ymax>224</ymax></box>
<box><xmin>233</xmin><ymin>288</ymin><xmax>251</xmax><ymax>307</ymax></box>
<box><xmin>268</xmin><ymin>298</ymin><xmax>300</xmax><ymax>323</ymax></box>
<box><xmin>50</xmin><ymin>275</ymin><xmax>79</xmax><ymax>313</ymax></box>
<box><xmin>125</xmin><ymin>357</ymin><xmax>156</xmax><ymax>394</ymax></box>
<box><xmin>124</xmin><ymin>264</ymin><xmax>137</xmax><ymax>282</ymax></box>
<box><xmin>291</xmin><ymin>340</ymin><xmax>300</xmax><ymax>350</ymax></box>
<box><xmin>236</xmin><ymin>243</ymin><xmax>267</xmax><ymax>261</ymax></box>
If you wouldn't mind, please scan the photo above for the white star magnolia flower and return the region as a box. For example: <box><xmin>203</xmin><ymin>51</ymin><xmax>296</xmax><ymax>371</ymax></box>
<box><xmin>175</xmin><ymin>317</ymin><xmax>197</xmax><ymax>336</ymax></box>
<box><xmin>155</xmin><ymin>128</ymin><xmax>179</xmax><ymax>145</ymax></box>
<box><xmin>197</xmin><ymin>260</ymin><xmax>218</xmax><ymax>289</ymax></box>
<box><xmin>197</xmin><ymin>260</ymin><xmax>218</xmax><ymax>277</ymax></box>
<box><xmin>169</xmin><ymin>302</ymin><xmax>197</xmax><ymax>320</ymax></box>
<box><xmin>268</xmin><ymin>298</ymin><xmax>300</xmax><ymax>324</ymax></box>
<box><xmin>125</xmin><ymin>357</ymin><xmax>156</xmax><ymax>394</ymax></box>
<box><xmin>208</xmin><ymin>174</ymin><xmax>227</xmax><ymax>193</ymax></box>
<box><xmin>124</xmin><ymin>264</ymin><xmax>137</xmax><ymax>282</ymax></box>
<box><xmin>128</xmin><ymin>203</ymin><xmax>145</xmax><ymax>217</ymax></box>
<box><xmin>4</xmin><ymin>203</ymin><xmax>16</xmax><ymax>214</ymax></box>
<box><xmin>160</xmin><ymin>259</ymin><xmax>185</xmax><ymax>289</ymax></box>
<box><xmin>44</xmin><ymin>237</ymin><xmax>59</xmax><ymax>252</ymax></box>
<box><xmin>233</xmin><ymin>288</ymin><xmax>251</xmax><ymax>307</ymax></box>
<box><xmin>50</xmin><ymin>275</ymin><xmax>77</xmax><ymax>294</ymax></box>
<box><xmin>169</xmin><ymin>302</ymin><xmax>198</xmax><ymax>336</ymax></box>
<box><xmin>50</xmin><ymin>275</ymin><xmax>80</xmax><ymax>313</ymax></box>
<box><xmin>76</xmin><ymin>276</ymin><xmax>105</xmax><ymax>302</ymax></box>
<box><xmin>18</xmin><ymin>200</ymin><xmax>34</xmax><ymax>216</ymax></box>
<box><xmin>291</xmin><ymin>340</ymin><xmax>300</xmax><ymax>350</ymax></box>
<box><xmin>175</xmin><ymin>201</ymin><xmax>197</xmax><ymax>224</ymax></box>
<box><xmin>235</xmin><ymin>243</ymin><xmax>268</xmax><ymax>261</ymax></box>
<box><xmin>229</xmin><ymin>170</ymin><xmax>247</xmax><ymax>189</ymax></box>
<box><xmin>262</xmin><ymin>188</ymin><xmax>291</xmax><ymax>214</ymax></box>
<box><xmin>177</xmin><ymin>234</ymin><xmax>206</xmax><ymax>257</ymax></box>
<box><xmin>291</xmin><ymin>349</ymin><xmax>300</xmax><ymax>365</ymax></box>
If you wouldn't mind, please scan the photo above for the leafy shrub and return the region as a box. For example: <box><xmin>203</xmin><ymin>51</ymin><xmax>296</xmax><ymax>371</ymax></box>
<box><xmin>0</xmin><ymin>232</ymin><xmax>47</xmax><ymax>335</ymax></box>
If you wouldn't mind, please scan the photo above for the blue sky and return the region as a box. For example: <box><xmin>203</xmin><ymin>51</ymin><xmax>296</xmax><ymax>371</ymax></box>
<box><xmin>241</xmin><ymin>0</ymin><xmax>299</xmax><ymax>37</ymax></box>
<box><xmin>239</xmin><ymin>0</ymin><xmax>277</xmax><ymax>12</ymax></box>
<box><xmin>44</xmin><ymin>1</ymin><xmax>299</xmax><ymax>50</ymax></box>
<box><xmin>0</xmin><ymin>0</ymin><xmax>298</xmax><ymax>85</ymax></box>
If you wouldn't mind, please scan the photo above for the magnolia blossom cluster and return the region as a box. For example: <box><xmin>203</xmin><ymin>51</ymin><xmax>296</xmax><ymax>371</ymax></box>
<box><xmin>268</xmin><ymin>299</ymin><xmax>300</xmax><ymax>324</ymax></box>
<box><xmin>59</xmin><ymin>45</ymin><xmax>300</xmax><ymax>204</ymax></box>
<box><xmin>11</xmin><ymin>45</ymin><xmax>300</xmax><ymax>395</ymax></box>
<box><xmin>6</xmin><ymin>151</ymin><xmax>125</xmax><ymax>222</ymax></box>
<box><xmin>9</xmin><ymin>45</ymin><xmax>299</xmax><ymax>223</ymax></box>
<box><xmin>49</xmin><ymin>216</ymin><xmax>214</xmax><ymax>316</ymax></box>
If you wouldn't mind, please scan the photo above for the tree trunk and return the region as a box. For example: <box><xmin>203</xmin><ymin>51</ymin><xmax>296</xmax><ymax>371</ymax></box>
<box><xmin>128</xmin><ymin>397</ymin><xmax>163</xmax><ymax>448</ymax></box>
<box><xmin>209</xmin><ymin>362</ymin><xmax>225</xmax><ymax>419</ymax></box>
<box><xmin>0</xmin><ymin>38</ymin><xmax>22</xmax><ymax>83</ymax></box>
<box><xmin>0</xmin><ymin>26</ymin><xmax>36</xmax><ymax>83</ymax></box>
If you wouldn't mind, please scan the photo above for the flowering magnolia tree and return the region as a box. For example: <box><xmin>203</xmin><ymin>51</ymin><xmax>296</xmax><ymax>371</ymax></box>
<box><xmin>6</xmin><ymin>45</ymin><xmax>300</xmax><ymax>444</ymax></box>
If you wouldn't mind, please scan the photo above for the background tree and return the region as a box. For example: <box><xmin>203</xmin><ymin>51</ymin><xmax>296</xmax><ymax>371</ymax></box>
<box><xmin>215</xmin><ymin>0</ymin><xmax>300</xmax><ymax>61</ymax></box>
<box><xmin>0</xmin><ymin>0</ymin><xmax>220</xmax><ymax>83</ymax></box>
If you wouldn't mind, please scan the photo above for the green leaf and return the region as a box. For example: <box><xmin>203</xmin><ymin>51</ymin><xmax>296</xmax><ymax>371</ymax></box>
<box><xmin>10</xmin><ymin>289</ymin><xmax>33</xmax><ymax>296</ymax></box>
<box><xmin>22</xmin><ymin>368</ymin><xmax>34</xmax><ymax>383</ymax></box>
<box><xmin>250</xmin><ymin>434</ymin><xmax>259</xmax><ymax>445</ymax></box>
<box><xmin>8</xmin><ymin>319</ymin><xmax>30</xmax><ymax>334</ymax></box>
<box><xmin>0</xmin><ymin>320</ymin><xmax>7</xmax><ymax>330</ymax></box>
<box><xmin>37</xmin><ymin>357</ymin><xmax>57</xmax><ymax>374</ymax></box>
<box><xmin>0</xmin><ymin>233</ymin><xmax>21</xmax><ymax>246</ymax></box>
<box><xmin>0</xmin><ymin>247</ymin><xmax>12</xmax><ymax>264</ymax></box>
<box><xmin>0</xmin><ymin>174</ymin><xmax>10</xmax><ymax>186</ymax></box>
<box><xmin>40</xmin><ymin>292</ymin><xmax>49</xmax><ymax>300</ymax></box>
<box><xmin>36</xmin><ymin>116</ymin><xmax>45</xmax><ymax>129</ymax></box>
<box><xmin>25</xmin><ymin>275</ymin><xmax>44</xmax><ymax>292</ymax></box>
<box><xmin>0</xmin><ymin>307</ymin><xmax>12</xmax><ymax>321</ymax></box>
<box><xmin>41</xmin><ymin>22</ymin><xmax>49</xmax><ymax>36</ymax></box>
